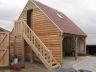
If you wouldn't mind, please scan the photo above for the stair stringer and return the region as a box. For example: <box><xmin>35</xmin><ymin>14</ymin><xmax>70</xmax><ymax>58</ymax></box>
<box><xmin>11</xmin><ymin>20</ymin><xmax>61</xmax><ymax>70</ymax></box>
<box><xmin>23</xmin><ymin>33</ymin><xmax>50</xmax><ymax>69</ymax></box>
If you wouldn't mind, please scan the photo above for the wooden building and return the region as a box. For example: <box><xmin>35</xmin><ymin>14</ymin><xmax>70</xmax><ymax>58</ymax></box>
<box><xmin>0</xmin><ymin>27</ymin><xmax>9</xmax><ymax>67</ymax></box>
<box><xmin>10</xmin><ymin>0</ymin><xmax>87</xmax><ymax>70</ymax></box>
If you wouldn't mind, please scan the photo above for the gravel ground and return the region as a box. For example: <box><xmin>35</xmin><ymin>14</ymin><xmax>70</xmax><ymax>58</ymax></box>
<box><xmin>73</xmin><ymin>56</ymin><xmax>96</xmax><ymax>72</ymax></box>
<box><xmin>52</xmin><ymin>68</ymin><xmax>92</xmax><ymax>72</ymax></box>
<box><xmin>0</xmin><ymin>56</ymin><xmax>95</xmax><ymax>72</ymax></box>
<box><xmin>0</xmin><ymin>62</ymin><xmax>48</xmax><ymax>72</ymax></box>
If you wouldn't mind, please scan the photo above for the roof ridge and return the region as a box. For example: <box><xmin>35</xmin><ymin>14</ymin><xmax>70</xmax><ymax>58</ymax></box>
<box><xmin>33</xmin><ymin>0</ymin><xmax>86</xmax><ymax>36</ymax></box>
<box><xmin>0</xmin><ymin>27</ymin><xmax>9</xmax><ymax>32</ymax></box>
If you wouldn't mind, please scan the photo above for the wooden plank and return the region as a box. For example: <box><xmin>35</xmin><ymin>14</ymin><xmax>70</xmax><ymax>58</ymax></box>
<box><xmin>15</xmin><ymin>0</ymin><xmax>62</xmax><ymax>69</ymax></box>
<box><xmin>0</xmin><ymin>32</ymin><xmax>9</xmax><ymax>67</ymax></box>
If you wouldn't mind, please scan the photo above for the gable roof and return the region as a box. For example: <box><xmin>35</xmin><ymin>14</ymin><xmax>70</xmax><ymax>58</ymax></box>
<box><xmin>32</xmin><ymin>0</ymin><xmax>86</xmax><ymax>36</ymax></box>
<box><xmin>0</xmin><ymin>27</ymin><xmax>9</xmax><ymax>32</ymax></box>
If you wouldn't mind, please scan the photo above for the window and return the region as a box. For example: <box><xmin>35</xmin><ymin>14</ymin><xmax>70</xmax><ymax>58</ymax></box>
<box><xmin>57</xmin><ymin>13</ymin><xmax>63</xmax><ymax>18</ymax></box>
<box><xmin>27</xmin><ymin>9</ymin><xmax>33</xmax><ymax>28</ymax></box>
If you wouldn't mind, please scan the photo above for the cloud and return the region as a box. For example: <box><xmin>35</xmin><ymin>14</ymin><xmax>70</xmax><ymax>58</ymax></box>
<box><xmin>0</xmin><ymin>0</ymin><xmax>96</xmax><ymax>45</ymax></box>
<box><xmin>0</xmin><ymin>20</ymin><xmax>14</xmax><ymax>31</ymax></box>
<box><xmin>0</xmin><ymin>0</ymin><xmax>28</xmax><ymax>31</ymax></box>
<box><xmin>34</xmin><ymin>0</ymin><xmax>96</xmax><ymax>45</ymax></box>
<box><xmin>0</xmin><ymin>0</ymin><xmax>28</xmax><ymax>21</ymax></box>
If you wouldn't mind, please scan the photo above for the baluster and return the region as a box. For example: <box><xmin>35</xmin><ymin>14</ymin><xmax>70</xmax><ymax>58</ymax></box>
<box><xmin>16</xmin><ymin>22</ymin><xmax>18</xmax><ymax>33</ymax></box>
<box><xmin>20</xmin><ymin>21</ymin><xmax>22</xmax><ymax>33</ymax></box>
<box><xmin>43</xmin><ymin>49</ymin><xmax>46</xmax><ymax>59</ymax></box>
<box><xmin>35</xmin><ymin>40</ymin><xmax>38</xmax><ymax>48</ymax></box>
<box><xmin>34</xmin><ymin>39</ymin><xmax>37</xmax><ymax>47</ymax></box>
<box><xmin>17</xmin><ymin>22</ymin><xmax>18</xmax><ymax>33</ymax></box>
<box><xmin>33</xmin><ymin>36</ymin><xmax>34</xmax><ymax>44</ymax></box>
<box><xmin>24</xmin><ymin>23</ymin><xmax>25</xmax><ymax>34</ymax></box>
<box><xmin>29</xmin><ymin>31</ymin><xmax>31</xmax><ymax>41</ymax></box>
<box><xmin>15</xmin><ymin>22</ymin><xmax>17</xmax><ymax>33</ymax></box>
<box><xmin>25</xmin><ymin>24</ymin><xmax>26</xmax><ymax>34</ymax></box>
<box><xmin>25</xmin><ymin>25</ymin><xmax>27</xmax><ymax>35</ymax></box>
<box><xmin>19</xmin><ymin>22</ymin><xmax>20</xmax><ymax>32</ymax></box>
<box><xmin>13</xmin><ymin>23</ymin><xmax>15</xmax><ymax>33</ymax></box>
<box><xmin>49</xmin><ymin>50</ymin><xmax>52</xmax><ymax>66</ymax></box>
<box><xmin>46</xmin><ymin>51</ymin><xmax>49</xmax><ymax>62</ymax></box>
<box><xmin>44</xmin><ymin>50</ymin><xmax>47</xmax><ymax>59</ymax></box>
<box><xmin>27</xmin><ymin>28</ymin><xmax>29</xmax><ymax>38</ymax></box>
<box><xmin>18</xmin><ymin>22</ymin><xmax>19</xmax><ymax>32</ymax></box>
<box><xmin>30</xmin><ymin>32</ymin><xmax>32</xmax><ymax>41</ymax></box>
<box><xmin>39</xmin><ymin>46</ymin><xmax>42</xmax><ymax>54</ymax></box>
<box><xmin>21</xmin><ymin>21</ymin><xmax>22</xmax><ymax>32</ymax></box>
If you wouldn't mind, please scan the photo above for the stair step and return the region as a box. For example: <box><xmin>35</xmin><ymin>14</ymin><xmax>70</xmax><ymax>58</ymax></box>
<box><xmin>51</xmin><ymin>65</ymin><xmax>60</xmax><ymax>69</ymax></box>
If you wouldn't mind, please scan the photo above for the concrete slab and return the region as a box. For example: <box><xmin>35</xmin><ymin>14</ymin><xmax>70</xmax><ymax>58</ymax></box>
<box><xmin>62</xmin><ymin>56</ymin><xmax>85</xmax><ymax>68</ymax></box>
<box><xmin>73</xmin><ymin>56</ymin><xmax>96</xmax><ymax>72</ymax></box>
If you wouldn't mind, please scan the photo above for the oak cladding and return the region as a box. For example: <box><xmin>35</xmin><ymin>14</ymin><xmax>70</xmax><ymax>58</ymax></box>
<box><xmin>32</xmin><ymin>4</ymin><xmax>62</xmax><ymax>63</ymax></box>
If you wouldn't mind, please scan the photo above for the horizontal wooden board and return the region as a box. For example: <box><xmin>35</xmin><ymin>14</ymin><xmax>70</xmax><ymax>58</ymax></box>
<box><xmin>32</xmin><ymin>7</ymin><xmax>62</xmax><ymax>63</ymax></box>
<box><xmin>17</xmin><ymin>1</ymin><xmax>62</xmax><ymax>63</ymax></box>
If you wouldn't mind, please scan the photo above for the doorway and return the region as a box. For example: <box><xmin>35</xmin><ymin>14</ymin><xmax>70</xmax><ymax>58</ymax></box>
<box><xmin>24</xmin><ymin>40</ymin><xmax>33</xmax><ymax>63</ymax></box>
<box><xmin>27</xmin><ymin>9</ymin><xmax>32</xmax><ymax>28</ymax></box>
<box><xmin>62</xmin><ymin>37</ymin><xmax>75</xmax><ymax>57</ymax></box>
<box><xmin>86</xmin><ymin>45</ymin><xmax>96</xmax><ymax>55</ymax></box>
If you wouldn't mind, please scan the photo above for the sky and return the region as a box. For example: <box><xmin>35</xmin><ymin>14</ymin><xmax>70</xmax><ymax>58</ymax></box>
<box><xmin>0</xmin><ymin>0</ymin><xmax>96</xmax><ymax>45</ymax></box>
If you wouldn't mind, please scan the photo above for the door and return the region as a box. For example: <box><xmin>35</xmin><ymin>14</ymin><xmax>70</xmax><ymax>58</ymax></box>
<box><xmin>63</xmin><ymin>37</ymin><xmax>73</xmax><ymax>57</ymax></box>
<box><xmin>27</xmin><ymin>9</ymin><xmax>33</xmax><ymax>28</ymax></box>
<box><xmin>0</xmin><ymin>32</ymin><xmax>9</xmax><ymax>67</ymax></box>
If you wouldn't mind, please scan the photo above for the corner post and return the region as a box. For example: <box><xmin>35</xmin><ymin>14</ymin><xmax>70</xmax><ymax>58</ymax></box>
<box><xmin>83</xmin><ymin>37</ymin><xmax>86</xmax><ymax>55</ymax></box>
<box><xmin>60</xmin><ymin>33</ymin><xmax>64</xmax><ymax>65</ymax></box>
<box><xmin>74</xmin><ymin>37</ymin><xmax>78</xmax><ymax>60</ymax></box>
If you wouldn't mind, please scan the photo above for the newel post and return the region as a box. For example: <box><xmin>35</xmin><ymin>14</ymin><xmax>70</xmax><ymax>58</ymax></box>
<box><xmin>20</xmin><ymin>19</ymin><xmax>25</xmax><ymax>63</ymax></box>
<box><xmin>50</xmin><ymin>50</ymin><xmax>53</xmax><ymax>67</ymax></box>
<box><xmin>20</xmin><ymin>20</ymin><xmax>23</xmax><ymax>33</ymax></box>
<box><xmin>14</xmin><ymin>21</ymin><xmax>17</xmax><ymax>33</ymax></box>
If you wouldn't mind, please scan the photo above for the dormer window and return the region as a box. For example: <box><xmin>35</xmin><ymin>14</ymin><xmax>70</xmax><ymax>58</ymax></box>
<box><xmin>57</xmin><ymin>13</ymin><xmax>63</xmax><ymax>18</ymax></box>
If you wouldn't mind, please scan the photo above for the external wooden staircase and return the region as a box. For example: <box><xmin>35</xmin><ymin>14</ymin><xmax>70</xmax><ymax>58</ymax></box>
<box><xmin>11</xmin><ymin>20</ymin><xmax>61</xmax><ymax>70</ymax></box>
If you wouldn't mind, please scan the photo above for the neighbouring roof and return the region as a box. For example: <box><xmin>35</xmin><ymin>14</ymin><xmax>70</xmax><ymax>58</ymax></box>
<box><xmin>32</xmin><ymin>0</ymin><xmax>86</xmax><ymax>36</ymax></box>
<box><xmin>0</xmin><ymin>27</ymin><xmax>9</xmax><ymax>32</ymax></box>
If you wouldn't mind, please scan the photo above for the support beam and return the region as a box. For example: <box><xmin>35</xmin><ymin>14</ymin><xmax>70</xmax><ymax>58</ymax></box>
<box><xmin>60</xmin><ymin>34</ymin><xmax>64</xmax><ymax>65</ymax></box>
<box><xmin>21</xmin><ymin>35</ymin><xmax>24</xmax><ymax>64</ymax></box>
<box><xmin>74</xmin><ymin>37</ymin><xmax>78</xmax><ymax>60</ymax></box>
<box><xmin>83</xmin><ymin>38</ymin><xmax>86</xmax><ymax>56</ymax></box>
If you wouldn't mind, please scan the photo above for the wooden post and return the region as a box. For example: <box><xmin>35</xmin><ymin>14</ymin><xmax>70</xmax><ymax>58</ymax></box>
<box><xmin>83</xmin><ymin>38</ymin><xmax>86</xmax><ymax>56</ymax></box>
<box><xmin>60</xmin><ymin>34</ymin><xmax>64</xmax><ymax>65</ymax></box>
<box><xmin>30</xmin><ymin>50</ymin><xmax>33</xmax><ymax>63</ymax></box>
<box><xmin>21</xmin><ymin>20</ymin><xmax>25</xmax><ymax>64</ymax></box>
<box><xmin>74</xmin><ymin>37</ymin><xmax>78</xmax><ymax>60</ymax></box>
<box><xmin>21</xmin><ymin>35</ymin><xmax>24</xmax><ymax>64</ymax></box>
<box><xmin>50</xmin><ymin>50</ymin><xmax>53</xmax><ymax>67</ymax></box>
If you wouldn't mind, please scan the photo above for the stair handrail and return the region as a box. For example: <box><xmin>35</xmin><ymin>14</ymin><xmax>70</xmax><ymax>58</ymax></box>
<box><xmin>23</xmin><ymin>21</ymin><xmax>51</xmax><ymax>52</ymax></box>
<box><xmin>13</xmin><ymin>20</ymin><xmax>60</xmax><ymax>69</ymax></box>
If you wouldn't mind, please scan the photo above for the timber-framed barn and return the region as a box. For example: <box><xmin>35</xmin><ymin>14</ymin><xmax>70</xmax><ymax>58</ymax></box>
<box><xmin>9</xmin><ymin>0</ymin><xmax>87</xmax><ymax>70</ymax></box>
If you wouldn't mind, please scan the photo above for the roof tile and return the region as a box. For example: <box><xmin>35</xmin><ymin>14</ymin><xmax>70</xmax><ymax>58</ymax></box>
<box><xmin>33</xmin><ymin>0</ymin><xmax>86</xmax><ymax>36</ymax></box>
